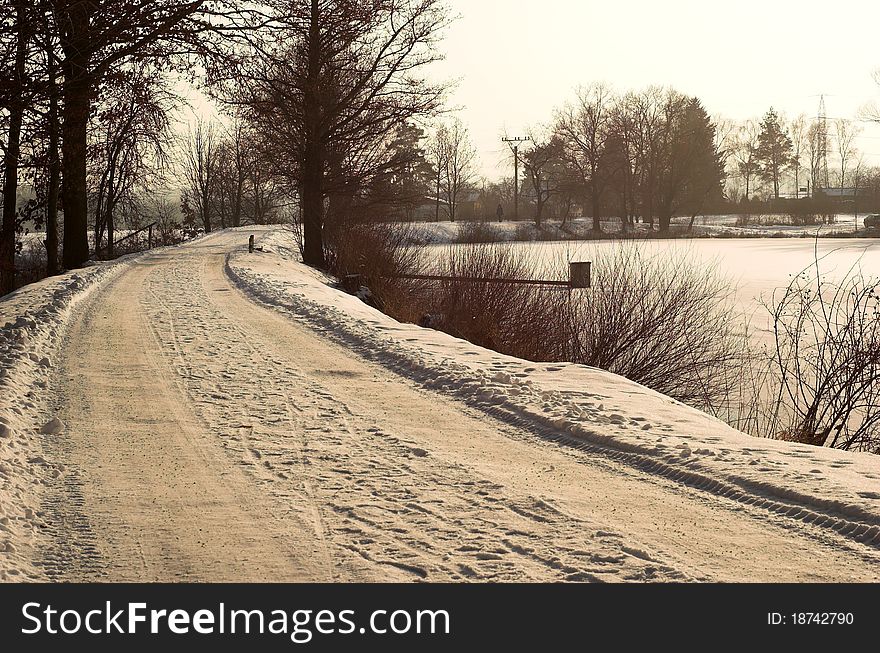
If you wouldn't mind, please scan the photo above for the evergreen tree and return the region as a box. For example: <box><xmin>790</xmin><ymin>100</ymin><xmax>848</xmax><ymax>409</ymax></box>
<box><xmin>755</xmin><ymin>108</ymin><xmax>792</xmax><ymax>199</ymax></box>
<box><xmin>656</xmin><ymin>96</ymin><xmax>724</xmax><ymax>231</ymax></box>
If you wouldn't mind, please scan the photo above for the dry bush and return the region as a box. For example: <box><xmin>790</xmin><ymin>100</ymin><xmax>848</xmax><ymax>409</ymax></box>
<box><xmin>562</xmin><ymin>244</ymin><xmax>748</xmax><ymax>408</ymax></box>
<box><xmin>13</xmin><ymin>237</ymin><xmax>48</xmax><ymax>289</ymax></box>
<box><xmin>325</xmin><ymin>220</ymin><xmax>429</xmax><ymax>322</ymax></box>
<box><xmin>763</xmin><ymin>260</ymin><xmax>880</xmax><ymax>452</ymax></box>
<box><xmin>453</xmin><ymin>221</ymin><xmax>501</xmax><ymax>244</ymax></box>
<box><xmin>513</xmin><ymin>222</ymin><xmax>538</xmax><ymax>241</ymax></box>
<box><xmin>329</xmin><ymin>229</ymin><xmax>749</xmax><ymax>416</ymax></box>
<box><xmin>425</xmin><ymin>244</ymin><xmax>565</xmax><ymax>361</ymax></box>
<box><xmin>151</xmin><ymin>198</ymin><xmax>185</xmax><ymax>246</ymax></box>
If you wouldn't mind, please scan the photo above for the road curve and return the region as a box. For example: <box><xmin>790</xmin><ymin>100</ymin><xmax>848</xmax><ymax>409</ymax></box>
<box><xmin>38</xmin><ymin>230</ymin><xmax>880</xmax><ymax>582</ymax></box>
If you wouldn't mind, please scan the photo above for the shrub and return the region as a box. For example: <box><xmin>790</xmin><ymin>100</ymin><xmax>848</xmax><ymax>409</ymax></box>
<box><xmin>762</xmin><ymin>259</ymin><xmax>880</xmax><ymax>452</ymax></box>
<box><xmin>325</xmin><ymin>220</ymin><xmax>429</xmax><ymax>322</ymax></box>
<box><xmin>454</xmin><ymin>221</ymin><xmax>501</xmax><ymax>244</ymax></box>
<box><xmin>562</xmin><ymin>243</ymin><xmax>748</xmax><ymax>407</ymax></box>
<box><xmin>425</xmin><ymin>244</ymin><xmax>564</xmax><ymax>361</ymax></box>
<box><xmin>418</xmin><ymin>242</ymin><xmax>747</xmax><ymax>410</ymax></box>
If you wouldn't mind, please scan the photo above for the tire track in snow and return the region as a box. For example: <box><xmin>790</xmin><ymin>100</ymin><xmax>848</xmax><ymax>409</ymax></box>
<box><xmin>225</xmin><ymin>231</ymin><xmax>880</xmax><ymax>561</ymax></box>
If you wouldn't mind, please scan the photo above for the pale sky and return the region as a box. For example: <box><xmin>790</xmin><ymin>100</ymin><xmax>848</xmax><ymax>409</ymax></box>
<box><xmin>431</xmin><ymin>0</ymin><xmax>880</xmax><ymax>180</ymax></box>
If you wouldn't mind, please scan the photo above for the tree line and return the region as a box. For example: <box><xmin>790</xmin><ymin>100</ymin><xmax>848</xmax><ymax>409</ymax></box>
<box><xmin>4</xmin><ymin>2</ymin><xmax>880</xmax><ymax>296</ymax></box>
<box><xmin>423</xmin><ymin>95</ymin><xmax>880</xmax><ymax>230</ymax></box>
<box><xmin>1</xmin><ymin>0</ymin><xmax>450</xmax><ymax>294</ymax></box>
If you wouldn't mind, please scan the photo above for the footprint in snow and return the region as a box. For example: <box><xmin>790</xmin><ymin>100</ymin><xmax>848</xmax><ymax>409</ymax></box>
<box><xmin>40</xmin><ymin>417</ymin><xmax>65</xmax><ymax>435</ymax></box>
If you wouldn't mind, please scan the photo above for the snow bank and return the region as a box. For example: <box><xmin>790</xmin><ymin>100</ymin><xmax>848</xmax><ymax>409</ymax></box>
<box><xmin>227</xmin><ymin>228</ymin><xmax>880</xmax><ymax>548</ymax></box>
<box><xmin>0</xmin><ymin>233</ymin><xmax>209</xmax><ymax>580</ymax></box>
<box><xmin>0</xmin><ymin>263</ymin><xmax>127</xmax><ymax>579</ymax></box>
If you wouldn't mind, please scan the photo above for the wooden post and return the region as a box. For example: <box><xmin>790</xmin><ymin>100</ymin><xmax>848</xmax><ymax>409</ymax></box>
<box><xmin>569</xmin><ymin>262</ymin><xmax>591</xmax><ymax>289</ymax></box>
<box><xmin>248</xmin><ymin>235</ymin><xmax>255</xmax><ymax>253</ymax></box>
<box><xmin>148</xmin><ymin>224</ymin><xmax>153</xmax><ymax>249</ymax></box>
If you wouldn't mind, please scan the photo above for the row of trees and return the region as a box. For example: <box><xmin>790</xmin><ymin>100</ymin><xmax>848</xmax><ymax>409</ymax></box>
<box><xmin>179</xmin><ymin>119</ymin><xmax>285</xmax><ymax>234</ymax></box>
<box><xmin>397</xmin><ymin>83</ymin><xmax>727</xmax><ymax>232</ymax></box>
<box><xmin>0</xmin><ymin>0</ymin><xmax>265</xmax><ymax>293</ymax></box>
<box><xmin>420</xmin><ymin>98</ymin><xmax>878</xmax><ymax>227</ymax></box>
<box><xmin>729</xmin><ymin>109</ymin><xmax>865</xmax><ymax>202</ymax></box>
<box><xmin>2</xmin><ymin>1</ymin><xmax>451</xmax><ymax>290</ymax></box>
<box><xmin>5</xmin><ymin>2</ymin><xmax>880</xmax><ymax>292</ymax></box>
<box><xmin>506</xmin><ymin>84</ymin><xmax>726</xmax><ymax>232</ymax></box>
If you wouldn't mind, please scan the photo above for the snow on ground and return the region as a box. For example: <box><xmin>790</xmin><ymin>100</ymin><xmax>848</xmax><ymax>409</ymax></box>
<box><xmin>0</xmin><ymin>263</ymin><xmax>125</xmax><ymax>579</ymax></box>
<box><xmin>413</xmin><ymin>215</ymin><xmax>869</xmax><ymax>244</ymax></box>
<box><xmin>0</xmin><ymin>234</ymin><xmax>206</xmax><ymax>580</ymax></box>
<box><xmin>228</xmin><ymin>229</ymin><xmax>880</xmax><ymax>547</ymax></box>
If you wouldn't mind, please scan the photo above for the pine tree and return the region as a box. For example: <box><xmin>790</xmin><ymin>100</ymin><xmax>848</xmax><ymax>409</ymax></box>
<box><xmin>755</xmin><ymin>108</ymin><xmax>792</xmax><ymax>199</ymax></box>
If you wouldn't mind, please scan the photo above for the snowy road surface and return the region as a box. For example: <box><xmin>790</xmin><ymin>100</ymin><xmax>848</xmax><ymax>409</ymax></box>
<box><xmin>6</xmin><ymin>229</ymin><xmax>880</xmax><ymax>581</ymax></box>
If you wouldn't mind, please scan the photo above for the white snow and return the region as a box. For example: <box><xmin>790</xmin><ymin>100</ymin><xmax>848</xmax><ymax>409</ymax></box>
<box><xmin>0</xmin><ymin>232</ymin><xmax>207</xmax><ymax>580</ymax></box>
<box><xmin>412</xmin><ymin>215</ymin><xmax>870</xmax><ymax>244</ymax></box>
<box><xmin>0</xmin><ymin>263</ymin><xmax>125</xmax><ymax>579</ymax></box>
<box><xmin>227</xmin><ymin>229</ymin><xmax>880</xmax><ymax>545</ymax></box>
<box><xmin>2</xmin><ymin>225</ymin><xmax>880</xmax><ymax>581</ymax></box>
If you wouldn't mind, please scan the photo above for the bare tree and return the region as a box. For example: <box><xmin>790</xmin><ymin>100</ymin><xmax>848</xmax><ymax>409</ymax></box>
<box><xmin>224</xmin><ymin>0</ymin><xmax>449</xmax><ymax>267</ymax></box>
<box><xmin>180</xmin><ymin>120</ymin><xmax>219</xmax><ymax>233</ymax></box>
<box><xmin>46</xmin><ymin>0</ymin><xmax>261</xmax><ymax>269</ymax></box>
<box><xmin>806</xmin><ymin>121</ymin><xmax>824</xmax><ymax>195</ymax></box>
<box><xmin>0</xmin><ymin>0</ymin><xmax>28</xmax><ymax>294</ymax></box>
<box><xmin>89</xmin><ymin>63</ymin><xmax>174</xmax><ymax>256</ymax></box>
<box><xmin>833</xmin><ymin>118</ymin><xmax>861</xmax><ymax>189</ymax></box>
<box><xmin>431</xmin><ymin>119</ymin><xmax>477</xmax><ymax>222</ymax></box>
<box><xmin>427</xmin><ymin>124</ymin><xmax>450</xmax><ymax>222</ymax></box>
<box><xmin>555</xmin><ymin>82</ymin><xmax>614</xmax><ymax>232</ymax></box>
<box><xmin>789</xmin><ymin>114</ymin><xmax>809</xmax><ymax>198</ymax></box>
<box><xmin>766</xmin><ymin>258</ymin><xmax>880</xmax><ymax>452</ymax></box>
<box><xmin>520</xmin><ymin>127</ymin><xmax>562</xmax><ymax>227</ymax></box>
<box><xmin>733</xmin><ymin>120</ymin><xmax>761</xmax><ymax>202</ymax></box>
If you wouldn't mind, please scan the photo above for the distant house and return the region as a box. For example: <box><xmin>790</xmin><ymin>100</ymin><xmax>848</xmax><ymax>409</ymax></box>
<box><xmin>410</xmin><ymin>191</ymin><xmax>482</xmax><ymax>222</ymax></box>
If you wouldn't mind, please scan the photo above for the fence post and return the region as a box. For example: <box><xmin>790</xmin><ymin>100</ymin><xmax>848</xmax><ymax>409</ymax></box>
<box><xmin>148</xmin><ymin>224</ymin><xmax>153</xmax><ymax>249</ymax></box>
<box><xmin>569</xmin><ymin>262</ymin><xmax>592</xmax><ymax>289</ymax></box>
<box><xmin>248</xmin><ymin>235</ymin><xmax>255</xmax><ymax>253</ymax></box>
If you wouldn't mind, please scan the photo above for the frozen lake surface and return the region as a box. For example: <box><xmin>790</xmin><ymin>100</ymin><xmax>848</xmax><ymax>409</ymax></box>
<box><xmin>427</xmin><ymin>238</ymin><xmax>880</xmax><ymax>345</ymax></box>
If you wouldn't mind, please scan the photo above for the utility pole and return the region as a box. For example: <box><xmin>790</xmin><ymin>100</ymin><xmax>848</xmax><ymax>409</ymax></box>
<box><xmin>503</xmin><ymin>136</ymin><xmax>530</xmax><ymax>220</ymax></box>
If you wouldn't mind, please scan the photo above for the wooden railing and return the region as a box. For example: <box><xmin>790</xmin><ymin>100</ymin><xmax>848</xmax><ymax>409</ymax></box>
<box><xmin>98</xmin><ymin>222</ymin><xmax>157</xmax><ymax>259</ymax></box>
<box><xmin>341</xmin><ymin>262</ymin><xmax>592</xmax><ymax>293</ymax></box>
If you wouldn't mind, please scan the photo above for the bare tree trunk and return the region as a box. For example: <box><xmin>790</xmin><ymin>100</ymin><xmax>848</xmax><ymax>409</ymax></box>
<box><xmin>46</xmin><ymin>60</ymin><xmax>61</xmax><ymax>276</ymax></box>
<box><xmin>0</xmin><ymin>0</ymin><xmax>27</xmax><ymax>295</ymax></box>
<box><xmin>233</xmin><ymin>172</ymin><xmax>244</xmax><ymax>228</ymax></box>
<box><xmin>591</xmin><ymin>185</ymin><xmax>601</xmax><ymax>232</ymax></box>
<box><xmin>435</xmin><ymin>168</ymin><xmax>441</xmax><ymax>222</ymax></box>
<box><xmin>107</xmin><ymin>183</ymin><xmax>115</xmax><ymax>259</ymax></box>
<box><xmin>60</xmin><ymin>3</ymin><xmax>93</xmax><ymax>270</ymax></box>
<box><xmin>301</xmin><ymin>0</ymin><xmax>326</xmax><ymax>267</ymax></box>
<box><xmin>46</xmin><ymin>150</ymin><xmax>61</xmax><ymax>273</ymax></box>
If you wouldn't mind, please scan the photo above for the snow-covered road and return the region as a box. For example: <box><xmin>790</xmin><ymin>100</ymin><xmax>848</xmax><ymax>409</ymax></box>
<box><xmin>8</xmin><ymin>229</ymin><xmax>880</xmax><ymax>581</ymax></box>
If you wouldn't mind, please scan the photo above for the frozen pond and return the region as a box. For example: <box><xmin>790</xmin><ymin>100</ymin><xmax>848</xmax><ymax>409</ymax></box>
<box><xmin>426</xmin><ymin>238</ymin><xmax>880</xmax><ymax>346</ymax></box>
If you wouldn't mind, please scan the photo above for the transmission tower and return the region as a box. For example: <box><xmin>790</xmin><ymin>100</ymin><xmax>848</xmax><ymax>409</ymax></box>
<box><xmin>818</xmin><ymin>95</ymin><xmax>830</xmax><ymax>191</ymax></box>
